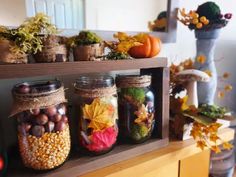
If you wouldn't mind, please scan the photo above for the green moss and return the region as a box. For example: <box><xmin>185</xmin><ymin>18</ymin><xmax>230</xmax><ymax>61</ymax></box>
<box><xmin>196</xmin><ymin>2</ymin><xmax>221</xmax><ymax>20</ymax></box>
<box><xmin>106</xmin><ymin>51</ymin><xmax>131</xmax><ymax>60</ymax></box>
<box><xmin>131</xmin><ymin>124</ymin><xmax>149</xmax><ymax>141</ymax></box>
<box><xmin>198</xmin><ymin>104</ymin><xmax>227</xmax><ymax>119</ymax></box>
<box><xmin>72</xmin><ymin>31</ymin><xmax>102</xmax><ymax>46</ymax></box>
<box><xmin>121</xmin><ymin>88</ymin><xmax>146</xmax><ymax>104</ymax></box>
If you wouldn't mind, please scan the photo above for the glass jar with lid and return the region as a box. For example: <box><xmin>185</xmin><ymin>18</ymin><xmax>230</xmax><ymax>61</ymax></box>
<box><xmin>74</xmin><ymin>75</ymin><xmax>118</xmax><ymax>155</ymax></box>
<box><xmin>10</xmin><ymin>80</ymin><xmax>71</xmax><ymax>170</ymax></box>
<box><xmin>116</xmin><ymin>75</ymin><xmax>155</xmax><ymax>143</ymax></box>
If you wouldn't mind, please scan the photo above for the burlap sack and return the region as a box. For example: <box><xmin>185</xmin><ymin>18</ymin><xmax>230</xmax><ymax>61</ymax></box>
<box><xmin>10</xmin><ymin>86</ymin><xmax>67</xmax><ymax>117</ymax></box>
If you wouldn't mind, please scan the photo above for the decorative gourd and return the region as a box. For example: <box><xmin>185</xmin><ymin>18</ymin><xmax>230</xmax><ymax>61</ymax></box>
<box><xmin>128</xmin><ymin>35</ymin><xmax>162</xmax><ymax>58</ymax></box>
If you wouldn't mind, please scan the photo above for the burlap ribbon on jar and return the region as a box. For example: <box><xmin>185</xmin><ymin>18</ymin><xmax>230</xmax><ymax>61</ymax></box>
<box><xmin>74</xmin><ymin>85</ymin><xmax>117</xmax><ymax>98</ymax></box>
<box><xmin>10</xmin><ymin>87</ymin><xmax>67</xmax><ymax>117</ymax></box>
<box><xmin>116</xmin><ymin>75</ymin><xmax>151</xmax><ymax>88</ymax></box>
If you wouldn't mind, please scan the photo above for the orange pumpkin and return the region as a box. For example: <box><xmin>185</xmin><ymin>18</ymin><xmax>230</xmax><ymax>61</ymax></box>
<box><xmin>128</xmin><ymin>35</ymin><xmax>162</xmax><ymax>58</ymax></box>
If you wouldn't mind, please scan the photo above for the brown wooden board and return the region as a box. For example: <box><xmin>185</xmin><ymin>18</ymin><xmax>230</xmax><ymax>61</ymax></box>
<box><xmin>0</xmin><ymin>58</ymin><xmax>167</xmax><ymax>79</ymax></box>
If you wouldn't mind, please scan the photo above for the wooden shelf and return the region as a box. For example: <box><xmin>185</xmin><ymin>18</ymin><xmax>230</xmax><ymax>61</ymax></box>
<box><xmin>8</xmin><ymin>138</ymin><xmax>168</xmax><ymax>177</ymax></box>
<box><xmin>0</xmin><ymin>58</ymin><xmax>167</xmax><ymax>79</ymax></box>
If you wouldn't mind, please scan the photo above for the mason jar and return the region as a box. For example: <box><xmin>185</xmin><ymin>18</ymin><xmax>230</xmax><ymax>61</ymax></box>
<box><xmin>116</xmin><ymin>75</ymin><xmax>155</xmax><ymax>143</ymax></box>
<box><xmin>74</xmin><ymin>75</ymin><xmax>118</xmax><ymax>155</ymax></box>
<box><xmin>11</xmin><ymin>80</ymin><xmax>71</xmax><ymax>170</ymax></box>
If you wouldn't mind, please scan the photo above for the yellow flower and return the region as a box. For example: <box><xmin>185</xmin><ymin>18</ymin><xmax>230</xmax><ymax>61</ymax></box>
<box><xmin>209</xmin><ymin>134</ymin><xmax>220</xmax><ymax>143</ymax></box>
<box><xmin>204</xmin><ymin>70</ymin><xmax>212</xmax><ymax>77</ymax></box>
<box><xmin>223</xmin><ymin>72</ymin><xmax>230</xmax><ymax>79</ymax></box>
<box><xmin>83</xmin><ymin>98</ymin><xmax>114</xmax><ymax>132</ymax></box>
<box><xmin>200</xmin><ymin>16</ymin><xmax>207</xmax><ymax>23</ymax></box>
<box><xmin>218</xmin><ymin>91</ymin><xmax>225</xmax><ymax>99</ymax></box>
<box><xmin>224</xmin><ymin>85</ymin><xmax>233</xmax><ymax>92</ymax></box>
<box><xmin>211</xmin><ymin>145</ymin><xmax>221</xmax><ymax>153</ymax></box>
<box><xmin>223</xmin><ymin>142</ymin><xmax>234</xmax><ymax>150</ymax></box>
<box><xmin>197</xmin><ymin>140</ymin><xmax>207</xmax><ymax>150</ymax></box>
<box><xmin>192</xmin><ymin>18</ymin><xmax>199</xmax><ymax>25</ymax></box>
<box><xmin>203</xmin><ymin>19</ymin><xmax>209</xmax><ymax>25</ymax></box>
<box><xmin>196</xmin><ymin>55</ymin><xmax>206</xmax><ymax>64</ymax></box>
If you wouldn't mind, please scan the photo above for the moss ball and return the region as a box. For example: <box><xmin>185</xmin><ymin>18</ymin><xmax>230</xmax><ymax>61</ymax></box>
<box><xmin>196</xmin><ymin>1</ymin><xmax>221</xmax><ymax>20</ymax></box>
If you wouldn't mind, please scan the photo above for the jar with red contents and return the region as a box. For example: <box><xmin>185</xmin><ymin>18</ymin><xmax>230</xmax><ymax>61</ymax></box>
<box><xmin>74</xmin><ymin>75</ymin><xmax>118</xmax><ymax>155</ymax></box>
<box><xmin>10</xmin><ymin>80</ymin><xmax>71</xmax><ymax>170</ymax></box>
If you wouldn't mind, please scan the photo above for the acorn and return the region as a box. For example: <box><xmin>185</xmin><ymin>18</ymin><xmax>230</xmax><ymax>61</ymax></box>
<box><xmin>45</xmin><ymin>106</ymin><xmax>57</xmax><ymax>117</ymax></box>
<box><xmin>61</xmin><ymin>115</ymin><xmax>69</xmax><ymax>124</ymax></box>
<box><xmin>55</xmin><ymin>121</ymin><xmax>66</xmax><ymax>132</ymax></box>
<box><xmin>18</xmin><ymin>85</ymin><xmax>30</xmax><ymax>94</ymax></box>
<box><xmin>45</xmin><ymin>121</ymin><xmax>55</xmax><ymax>133</ymax></box>
<box><xmin>50</xmin><ymin>114</ymin><xmax>62</xmax><ymax>123</ymax></box>
<box><xmin>36</xmin><ymin>114</ymin><xmax>48</xmax><ymax>125</ymax></box>
<box><xmin>31</xmin><ymin>125</ymin><xmax>45</xmax><ymax>137</ymax></box>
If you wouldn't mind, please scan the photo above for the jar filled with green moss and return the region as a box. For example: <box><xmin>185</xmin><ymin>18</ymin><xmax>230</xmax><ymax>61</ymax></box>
<box><xmin>70</xmin><ymin>31</ymin><xmax>104</xmax><ymax>61</ymax></box>
<box><xmin>116</xmin><ymin>75</ymin><xmax>155</xmax><ymax>143</ymax></box>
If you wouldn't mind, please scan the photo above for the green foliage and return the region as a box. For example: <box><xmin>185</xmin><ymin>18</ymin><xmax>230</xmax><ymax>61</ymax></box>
<box><xmin>106</xmin><ymin>51</ymin><xmax>131</xmax><ymax>60</ymax></box>
<box><xmin>198</xmin><ymin>104</ymin><xmax>227</xmax><ymax>119</ymax></box>
<box><xmin>70</xmin><ymin>31</ymin><xmax>102</xmax><ymax>46</ymax></box>
<box><xmin>121</xmin><ymin>88</ymin><xmax>146</xmax><ymax>104</ymax></box>
<box><xmin>0</xmin><ymin>13</ymin><xmax>57</xmax><ymax>54</ymax></box>
<box><xmin>197</xmin><ymin>2</ymin><xmax>221</xmax><ymax>20</ymax></box>
<box><xmin>131</xmin><ymin>124</ymin><xmax>149</xmax><ymax>141</ymax></box>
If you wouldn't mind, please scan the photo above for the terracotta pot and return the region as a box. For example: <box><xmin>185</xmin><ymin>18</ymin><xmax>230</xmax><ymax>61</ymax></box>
<box><xmin>0</xmin><ymin>39</ymin><xmax>27</xmax><ymax>64</ymax></box>
<box><xmin>34</xmin><ymin>35</ymin><xmax>68</xmax><ymax>63</ymax></box>
<box><xmin>73</xmin><ymin>43</ymin><xmax>104</xmax><ymax>61</ymax></box>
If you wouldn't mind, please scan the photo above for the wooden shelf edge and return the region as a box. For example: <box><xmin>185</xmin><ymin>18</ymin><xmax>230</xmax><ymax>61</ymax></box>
<box><xmin>0</xmin><ymin>58</ymin><xmax>167</xmax><ymax>80</ymax></box>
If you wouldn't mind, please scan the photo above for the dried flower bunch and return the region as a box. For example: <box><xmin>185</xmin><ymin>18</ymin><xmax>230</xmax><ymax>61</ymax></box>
<box><xmin>178</xmin><ymin>1</ymin><xmax>232</xmax><ymax>30</ymax></box>
<box><xmin>0</xmin><ymin>13</ymin><xmax>57</xmax><ymax>54</ymax></box>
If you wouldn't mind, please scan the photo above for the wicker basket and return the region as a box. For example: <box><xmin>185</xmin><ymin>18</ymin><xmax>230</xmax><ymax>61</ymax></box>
<box><xmin>73</xmin><ymin>43</ymin><xmax>104</xmax><ymax>61</ymax></box>
<box><xmin>34</xmin><ymin>35</ymin><xmax>68</xmax><ymax>63</ymax></box>
<box><xmin>0</xmin><ymin>39</ymin><xmax>27</xmax><ymax>64</ymax></box>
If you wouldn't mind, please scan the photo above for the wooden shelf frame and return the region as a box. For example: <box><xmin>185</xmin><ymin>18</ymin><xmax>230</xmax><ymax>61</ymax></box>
<box><xmin>0</xmin><ymin>58</ymin><xmax>167</xmax><ymax>79</ymax></box>
<box><xmin>2</xmin><ymin>58</ymin><xmax>170</xmax><ymax>176</ymax></box>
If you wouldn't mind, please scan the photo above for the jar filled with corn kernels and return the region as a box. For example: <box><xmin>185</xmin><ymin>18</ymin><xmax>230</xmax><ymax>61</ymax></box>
<box><xmin>74</xmin><ymin>75</ymin><xmax>118</xmax><ymax>155</ymax></box>
<box><xmin>10</xmin><ymin>80</ymin><xmax>71</xmax><ymax>170</ymax></box>
<box><xmin>116</xmin><ymin>75</ymin><xmax>155</xmax><ymax>143</ymax></box>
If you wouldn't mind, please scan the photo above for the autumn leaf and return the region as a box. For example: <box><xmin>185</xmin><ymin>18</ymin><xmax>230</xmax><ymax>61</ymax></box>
<box><xmin>218</xmin><ymin>91</ymin><xmax>225</xmax><ymax>99</ymax></box>
<box><xmin>223</xmin><ymin>142</ymin><xmax>234</xmax><ymax>150</ymax></box>
<box><xmin>209</xmin><ymin>134</ymin><xmax>220</xmax><ymax>143</ymax></box>
<box><xmin>179</xmin><ymin>96</ymin><xmax>189</xmax><ymax>111</ymax></box>
<box><xmin>133</xmin><ymin>33</ymin><xmax>149</xmax><ymax>43</ymax></box>
<box><xmin>223</xmin><ymin>72</ymin><xmax>230</xmax><ymax>79</ymax></box>
<box><xmin>190</xmin><ymin>129</ymin><xmax>202</xmax><ymax>139</ymax></box>
<box><xmin>224</xmin><ymin>85</ymin><xmax>233</xmax><ymax>92</ymax></box>
<box><xmin>197</xmin><ymin>140</ymin><xmax>207</xmax><ymax>150</ymax></box>
<box><xmin>208</xmin><ymin>123</ymin><xmax>222</xmax><ymax>133</ymax></box>
<box><xmin>113</xmin><ymin>32</ymin><xmax>129</xmax><ymax>41</ymax></box>
<box><xmin>196</xmin><ymin>55</ymin><xmax>206</xmax><ymax>64</ymax></box>
<box><xmin>211</xmin><ymin>145</ymin><xmax>221</xmax><ymax>153</ymax></box>
<box><xmin>83</xmin><ymin>98</ymin><xmax>114</xmax><ymax>132</ymax></box>
<box><xmin>134</xmin><ymin>104</ymin><xmax>149</xmax><ymax>124</ymax></box>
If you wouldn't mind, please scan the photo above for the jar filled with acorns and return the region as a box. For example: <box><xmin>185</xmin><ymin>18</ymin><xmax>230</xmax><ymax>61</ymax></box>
<box><xmin>10</xmin><ymin>80</ymin><xmax>70</xmax><ymax>171</ymax></box>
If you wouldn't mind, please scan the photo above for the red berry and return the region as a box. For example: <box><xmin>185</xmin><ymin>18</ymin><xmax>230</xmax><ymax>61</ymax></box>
<box><xmin>0</xmin><ymin>156</ymin><xmax>4</xmax><ymax>170</ymax></box>
<box><xmin>224</xmin><ymin>13</ymin><xmax>232</xmax><ymax>19</ymax></box>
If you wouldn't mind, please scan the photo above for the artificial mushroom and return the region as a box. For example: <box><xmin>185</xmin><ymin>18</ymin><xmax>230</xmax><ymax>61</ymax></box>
<box><xmin>175</xmin><ymin>69</ymin><xmax>210</xmax><ymax>108</ymax></box>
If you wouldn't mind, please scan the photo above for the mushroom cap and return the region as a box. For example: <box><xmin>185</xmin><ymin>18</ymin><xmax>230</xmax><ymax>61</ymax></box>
<box><xmin>176</xmin><ymin>69</ymin><xmax>210</xmax><ymax>82</ymax></box>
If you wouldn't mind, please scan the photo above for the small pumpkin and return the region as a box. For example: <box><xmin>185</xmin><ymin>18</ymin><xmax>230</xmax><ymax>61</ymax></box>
<box><xmin>128</xmin><ymin>35</ymin><xmax>162</xmax><ymax>58</ymax></box>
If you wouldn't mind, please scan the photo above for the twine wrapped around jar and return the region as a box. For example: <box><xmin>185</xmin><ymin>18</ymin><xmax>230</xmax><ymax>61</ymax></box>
<box><xmin>10</xmin><ymin>86</ymin><xmax>67</xmax><ymax>117</ymax></box>
<box><xmin>73</xmin><ymin>43</ymin><xmax>104</xmax><ymax>61</ymax></box>
<box><xmin>0</xmin><ymin>39</ymin><xmax>27</xmax><ymax>64</ymax></box>
<box><xmin>34</xmin><ymin>35</ymin><xmax>68</xmax><ymax>63</ymax></box>
<box><xmin>116</xmin><ymin>75</ymin><xmax>152</xmax><ymax>88</ymax></box>
<box><xmin>74</xmin><ymin>85</ymin><xmax>117</xmax><ymax>98</ymax></box>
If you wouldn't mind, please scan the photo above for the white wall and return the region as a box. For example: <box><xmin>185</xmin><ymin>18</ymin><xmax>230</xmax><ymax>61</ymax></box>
<box><xmin>0</xmin><ymin>0</ymin><xmax>26</xmax><ymax>26</ymax></box>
